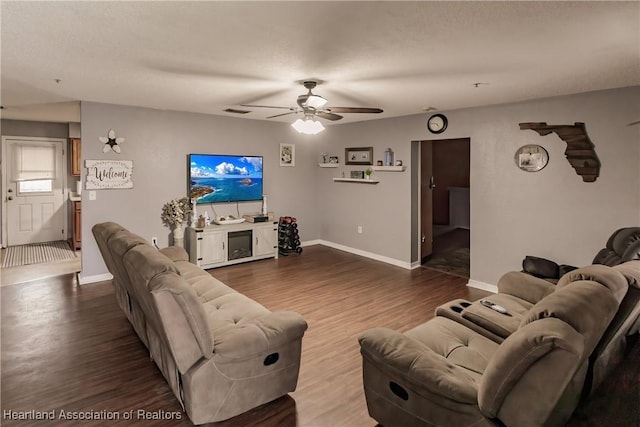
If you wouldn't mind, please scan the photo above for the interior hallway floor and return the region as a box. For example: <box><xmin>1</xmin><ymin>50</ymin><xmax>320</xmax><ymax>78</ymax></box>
<box><xmin>423</xmin><ymin>227</ymin><xmax>470</xmax><ymax>278</ymax></box>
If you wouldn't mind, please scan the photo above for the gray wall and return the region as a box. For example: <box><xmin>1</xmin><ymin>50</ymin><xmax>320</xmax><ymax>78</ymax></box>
<box><xmin>79</xmin><ymin>87</ymin><xmax>639</xmax><ymax>286</ymax></box>
<box><xmin>315</xmin><ymin>86</ymin><xmax>640</xmax><ymax>285</ymax></box>
<box><xmin>80</xmin><ymin>102</ymin><xmax>321</xmax><ymax>280</ymax></box>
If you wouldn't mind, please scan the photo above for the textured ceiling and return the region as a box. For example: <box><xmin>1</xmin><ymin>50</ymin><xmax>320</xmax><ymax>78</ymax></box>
<box><xmin>1</xmin><ymin>1</ymin><xmax>638</xmax><ymax>125</ymax></box>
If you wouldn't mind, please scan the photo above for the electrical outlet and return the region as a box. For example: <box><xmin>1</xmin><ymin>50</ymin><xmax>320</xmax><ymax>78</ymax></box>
<box><xmin>152</xmin><ymin>237</ymin><xmax>158</xmax><ymax>247</ymax></box>
<box><xmin>357</xmin><ymin>226</ymin><xmax>363</xmax><ymax>234</ymax></box>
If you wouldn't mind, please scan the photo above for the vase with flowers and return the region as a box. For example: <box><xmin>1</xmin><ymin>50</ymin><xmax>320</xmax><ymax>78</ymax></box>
<box><xmin>161</xmin><ymin>197</ymin><xmax>193</xmax><ymax>246</ymax></box>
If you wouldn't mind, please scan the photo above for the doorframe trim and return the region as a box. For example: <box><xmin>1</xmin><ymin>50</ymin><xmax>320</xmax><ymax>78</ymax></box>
<box><xmin>1</xmin><ymin>135</ymin><xmax>68</xmax><ymax>248</ymax></box>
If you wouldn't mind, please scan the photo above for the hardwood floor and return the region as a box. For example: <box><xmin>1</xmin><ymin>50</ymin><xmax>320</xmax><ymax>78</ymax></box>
<box><xmin>1</xmin><ymin>245</ymin><xmax>638</xmax><ymax>426</ymax></box>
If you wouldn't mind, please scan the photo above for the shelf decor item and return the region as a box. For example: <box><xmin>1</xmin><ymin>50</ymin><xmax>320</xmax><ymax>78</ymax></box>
<box><xmin>365</xmin><ymin>168</ymin><xmax>373</xmax><ymax>180</ymax></box>
<box><xmin>345</xmin><ymin>147</ymin><xmax>373</xmax><ymax>165</ymax></box>
<box><xmin>161</xmin><ymin>197</ymin><xmax>193</xmax><ymax>246</ymax></box>
<box><xmin>383</xmin><ymin>148</ymin><xmax>394</xmax><ymax>166</ymax></box>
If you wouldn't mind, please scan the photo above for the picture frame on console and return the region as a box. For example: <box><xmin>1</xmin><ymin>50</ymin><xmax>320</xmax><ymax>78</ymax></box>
<box><xmin>280</xmin><ymin>143</ymin><xmax>295</xmax><ymax>167</ymax></box>
<box><xmin>345</xmin><ymin>147</ymin><xmax>373</xmax><ymax>165</ymax></box>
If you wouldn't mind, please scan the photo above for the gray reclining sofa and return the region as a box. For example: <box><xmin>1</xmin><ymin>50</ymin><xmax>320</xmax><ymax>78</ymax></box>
<box><xmin>93</xmin><ymin>222</ymin><xmax>308</xmax><ymax>424</ymax></box>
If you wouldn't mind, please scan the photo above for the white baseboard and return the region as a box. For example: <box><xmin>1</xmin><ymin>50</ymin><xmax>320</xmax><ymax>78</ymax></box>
<box><xmin>467</xmin><ymin>279</ymin><xmax>497</xmax><ymax>293</ymax></box>
<box><xmin>301</xmin><ymin>239</ymin><xmax>322</xmax><ymax>247</ymax></box>
<box><xmin>78</xmin><ymin>272</ymin><xmax>113</xmax><ymax>285</ymax></box>
<box><xmin>307</xmin><ymin>239</ymin><xmax>413</xmax><ymax>270</ymax></box>
<box><xmin>410</xmin><ymin>260</ymin><xmax>423</xmax><ymax>269</ymax></box>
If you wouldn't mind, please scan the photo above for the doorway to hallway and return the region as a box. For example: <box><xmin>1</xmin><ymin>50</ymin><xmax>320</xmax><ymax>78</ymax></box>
<box><xmin>417</xmin><ymin>138</ymin><xmax>470</xmax><ymax>277</ymax></box>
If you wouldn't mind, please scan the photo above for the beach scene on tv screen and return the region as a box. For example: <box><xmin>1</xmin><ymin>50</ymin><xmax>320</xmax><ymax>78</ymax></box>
<box><xmin>190</xmin><ymin>155</ymin><xmax>263</xmax><ymax>203</ymax></box>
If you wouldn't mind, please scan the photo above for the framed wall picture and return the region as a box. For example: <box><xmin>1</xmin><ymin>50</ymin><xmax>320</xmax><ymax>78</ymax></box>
<box><xmin>280</xmin><ymin>143</ymin><xmax>295</xmax><ymax>167</ymax></box>
<box><xmin>345</xmin><ymin>147</ymin><xmax>373</xmax><ymax>165</ymax></box>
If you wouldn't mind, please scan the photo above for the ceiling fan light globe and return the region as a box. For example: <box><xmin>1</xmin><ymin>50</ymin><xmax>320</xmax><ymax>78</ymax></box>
<box><xmin>291</xmin><ymin>117</ymin><xmax>325</xmax><ymax>135</ymax></box>
<box><xmin>305</xmin><ymin>95</ymin><xmax>328</xmax><ymax>109</ymax></box>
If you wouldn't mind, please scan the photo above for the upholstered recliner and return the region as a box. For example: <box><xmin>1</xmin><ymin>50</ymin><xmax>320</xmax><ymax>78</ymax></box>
<box><xmin>490</xmin><ymin>262</ymin><xmax>640</xmax><ymax>395</ymax></box>
<box><xmin>359</xmin><ymin>268</ymin><xmax>626</xmax><ymax>427</ymax></box>
<box><xmin>522</xmin><ymin>227</ymin><xmax>640</xmax><ymax>282</ymax></box>
<box><xmin>453</xmin><ymin>228</ymin><xmax>640</xmax><ymax>396</ymax></box>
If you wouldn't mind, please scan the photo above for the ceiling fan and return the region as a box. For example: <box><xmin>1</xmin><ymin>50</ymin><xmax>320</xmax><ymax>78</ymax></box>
<box><xmin>240</xmin><ymin>80</ymin><xmax>383</xmax><ymax>122</ymax></box>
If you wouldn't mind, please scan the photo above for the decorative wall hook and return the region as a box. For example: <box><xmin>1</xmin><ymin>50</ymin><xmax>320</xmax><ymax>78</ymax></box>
<box><xmin>99</xmin><ymin>129</ymin><xmax>126</xmax><ymax>154</ymax></box>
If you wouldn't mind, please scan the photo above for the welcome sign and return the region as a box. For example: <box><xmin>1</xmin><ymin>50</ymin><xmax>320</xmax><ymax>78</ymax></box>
<box><xmin>85</xmin><ymin>160</ymin><xmax>133</xmax><ymax>189</ymax></box>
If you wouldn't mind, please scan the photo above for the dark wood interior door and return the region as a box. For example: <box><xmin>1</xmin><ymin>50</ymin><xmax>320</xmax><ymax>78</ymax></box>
<box><xmin>420</xmin><ymin>141</ymin><xmax>433</xmax><ymax>262</ymax></box>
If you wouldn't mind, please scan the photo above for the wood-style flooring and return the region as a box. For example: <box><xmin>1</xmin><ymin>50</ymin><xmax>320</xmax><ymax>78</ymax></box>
<box><xmin>1</xmin><ymin>245</ymin><xmax>638</xmax><ymax>426</ymax></box>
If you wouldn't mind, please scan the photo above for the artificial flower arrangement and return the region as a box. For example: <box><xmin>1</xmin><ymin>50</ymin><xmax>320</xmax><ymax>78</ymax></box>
<box><xmin>161</xmin><ymin>197</ymin><xmax>193</xmax><ymax>228</ymax></box>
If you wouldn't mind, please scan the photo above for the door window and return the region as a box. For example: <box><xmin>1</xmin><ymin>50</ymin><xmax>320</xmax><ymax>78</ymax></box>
<box><xmin>17</xmin><ymin>179</ymin><xmax>53</xmax><ymax>195</ymax></box>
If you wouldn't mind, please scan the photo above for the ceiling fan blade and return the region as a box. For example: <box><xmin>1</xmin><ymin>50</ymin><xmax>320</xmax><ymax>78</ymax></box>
<box><xmin>325</xmin><ymin>107</ymin><xmax>383</xmax><ymax>114</ymax></box>
<box><xmin>316</xmin><ymin>111</ymin><xmax>343</xmax><ymax>121</ymax></box>
<box><xmin>240</xmin><ymin>104</ymin><xmax>294</xmax><ymax>110</ymax></box>
<box><xmin>627</xmin><ymin>120</ymin><xmax>640</xmax><ymax>126</ymax></box>
<box><xmin>266</xmin><ymin>111</ymin><xmax>298</xmax><ymax>119</ymax></box>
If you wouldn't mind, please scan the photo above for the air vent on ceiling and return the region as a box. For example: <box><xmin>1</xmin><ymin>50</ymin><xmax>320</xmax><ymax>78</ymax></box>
<box><xmin>224</xmin><ymin>108</ymin><xmax>251</xmax><ymax>114</ymax></box>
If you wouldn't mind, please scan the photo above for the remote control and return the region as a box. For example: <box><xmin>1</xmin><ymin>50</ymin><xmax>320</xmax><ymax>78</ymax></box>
<box><xmin>480</xmin><ymin>300</ymin><xmax>508</xmax><ymax>314</ymax></box>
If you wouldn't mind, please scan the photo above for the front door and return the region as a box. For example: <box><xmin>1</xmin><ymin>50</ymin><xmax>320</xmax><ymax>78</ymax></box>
<box><xmin>3</xmin><ymin>137</ymin><xmax>67</xmax><ymax>246</ymax></box>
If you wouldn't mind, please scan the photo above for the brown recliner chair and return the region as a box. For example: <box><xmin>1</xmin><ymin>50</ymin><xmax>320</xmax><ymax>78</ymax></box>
<box><xmin>359</xmin><ymin>268</ymin><xmax>626</xmax><ymax>427</ymax></box>
<box><xmin>436</xmin><ymin>228</ymin><xmax>640</xmax><ymax>398</ymax></box>
<box><xmin>521</xmin><ymin>227</ymin><xmax>640</xmax><ymax>282</ymax></box>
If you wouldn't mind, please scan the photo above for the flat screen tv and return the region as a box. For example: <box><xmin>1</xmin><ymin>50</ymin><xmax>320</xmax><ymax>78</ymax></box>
<box><xmin>188</xmin><ymin>154</ymin><xmax>263</xmax><ymax>204</ymax></box>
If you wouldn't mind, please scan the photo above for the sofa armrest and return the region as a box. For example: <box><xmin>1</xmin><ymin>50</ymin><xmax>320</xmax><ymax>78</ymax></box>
<box><xmin>160</xmin><ymin>246</ymin><xmax>190</xmax><ymax>262</ymax></box>
<box><xmin>358</xmin><ymin>327</ymin><xmax>477</xmax><ymax>403</ymax></box>
<box><xmin>497</xmin><ymin>271</ymin><xmax>556</xmax><ymax>304</ymax></box>
<box><xmin>213</xmin><ymin>311</ymin><xmax>308</xmax><ymax>360</ymax></box>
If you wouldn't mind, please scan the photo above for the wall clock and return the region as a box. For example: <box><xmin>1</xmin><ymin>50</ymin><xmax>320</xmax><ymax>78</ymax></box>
<box><xmin>427</xmin><ymin>113</ymin><xmax>448</xmax><ymax>134</ymax></box>
<box><xmin>515</xmin><ymin>144</ymin><xmax>549</xmax><ymax>172</ymax></box>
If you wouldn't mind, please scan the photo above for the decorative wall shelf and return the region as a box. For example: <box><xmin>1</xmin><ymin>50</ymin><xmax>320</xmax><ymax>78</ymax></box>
<box><xmin>333</xmin><ymin>178</ymin><xmax>379</xmax><ymax>184</ymax></box>
<box><xmin>318</xmin><ymin>163</ymin><xmax>339</xmax><ymax>168</ymax></box>
<box><xmin>372</xmin><ymin>165</ymin><xmax>406</xmax><ymax>172</ymax></box>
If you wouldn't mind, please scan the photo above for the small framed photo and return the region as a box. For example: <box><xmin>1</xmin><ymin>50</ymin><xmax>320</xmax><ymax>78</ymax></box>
<box><xmin>345</xmin><ymin>147</ymin><xmax>373</xmax><ymax>165</ymax></box>
<box><xmin>280</xmin><ymin>143</ymin><xmax>295</xmax><ymax>167</ymax></box>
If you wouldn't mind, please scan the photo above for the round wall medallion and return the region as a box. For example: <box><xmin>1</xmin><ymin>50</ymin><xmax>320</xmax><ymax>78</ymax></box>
<box><xmin>515</xmin><ymin>144</ymin><xmax>549</xmax><ymax>172</ymax></box>
<box><xmin>427</xmin><ymin>113</ymin><xmax>448</xmax><ymax>134</ymax></box>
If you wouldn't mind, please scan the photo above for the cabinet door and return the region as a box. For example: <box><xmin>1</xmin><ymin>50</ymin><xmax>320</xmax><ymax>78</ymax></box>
<box><xmin>254</xmin><ymin>224</ymin><xmax>277</xmax><ymax>257</ymax></box>
<box><xmin>199</xmin><ymin>232</ymin><xmax>226</xmax><ymax>266</ymax></box>
<box><xmin>70</xmin><ymin>138</ymin><xmax>81</xmax><ymax>177</ymax></box>
<box><xmin>73</xmin><ymin>201</ymin><xmax>81</xmax><ymax>250</ymax></box>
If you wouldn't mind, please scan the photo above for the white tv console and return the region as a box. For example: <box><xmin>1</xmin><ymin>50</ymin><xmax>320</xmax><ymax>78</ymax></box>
<box><xmin>186</xmin><ymin>221</ymin><xmax>278</xmax><ymax>269</ymax></box>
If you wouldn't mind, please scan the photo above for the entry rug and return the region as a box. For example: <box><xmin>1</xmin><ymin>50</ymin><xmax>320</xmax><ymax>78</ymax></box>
<box><xmin>1</xmin><ymin>240</ymin><xmax>77</xmax><ymax>268</ymax></box>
